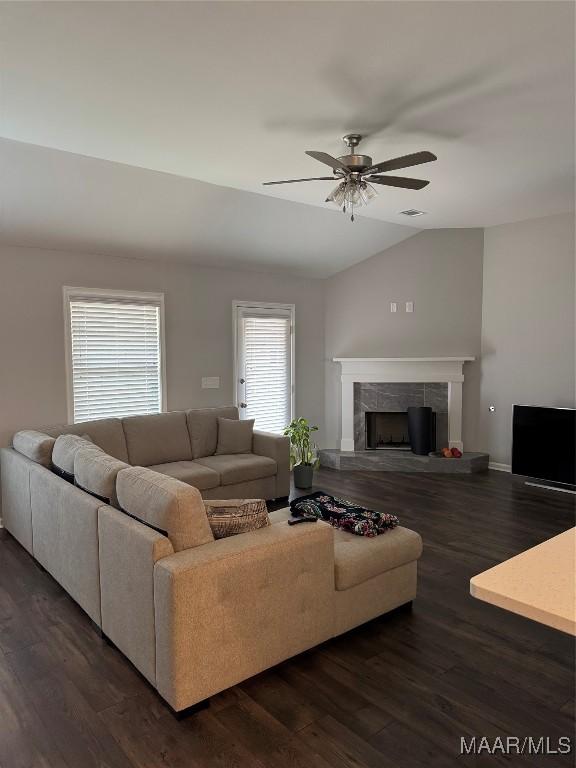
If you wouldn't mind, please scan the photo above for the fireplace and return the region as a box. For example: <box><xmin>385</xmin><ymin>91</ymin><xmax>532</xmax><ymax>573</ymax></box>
<box><xmin>353</xmin><ymin>381</ymin><xmax>447</xmax><ymax>452</ymax></box>
<box><xmin>365</xmin><ymin>411</ymin><xmax>411</xmax><ymax>450</ymax></box>
<box><xmin>334</xmin><ymin>357</ymin><xmax>474</xmax><ymax>453</ymax></box>
<box><xmin>321</xmin><ymin>359</ymin><xmax>486</xmax><ymax>471</ymax></box>
<box><xmin>365</xmin><ymin>408</ymin><xmax>437</xmax><ymax>452</ymax></box>
<box><xmin>320</xmin><ymin>359</ymin><xmax>488</xmax><ymax>471</ymax></box>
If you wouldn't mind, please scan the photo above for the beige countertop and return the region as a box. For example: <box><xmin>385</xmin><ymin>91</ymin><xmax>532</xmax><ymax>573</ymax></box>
<box><xmin>470</xmin><ymin>527</ymin><xmax>576</xmax><ymax>636</ymax></box>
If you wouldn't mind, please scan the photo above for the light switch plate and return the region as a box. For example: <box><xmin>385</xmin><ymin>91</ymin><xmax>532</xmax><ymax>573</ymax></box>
<box><xmin>390</xmin><ymin>302</ymin><xmax>397</xmax><ymax>313</ymax></box>
<box><xmin>202</xmin><ymin>377</ymin><xmax>220</xmax><ymax>389</ymax></box>
<box><xmin>406</xmin><ymin>301</ymin><xmax>414</xmax><ymax>313</ymax></box>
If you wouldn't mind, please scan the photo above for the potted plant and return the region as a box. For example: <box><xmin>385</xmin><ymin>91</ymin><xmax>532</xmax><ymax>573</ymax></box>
<box><xmin>283</xmin><ymin>417</ymin><xmax>320</xmax><ymax>489</ymax></box>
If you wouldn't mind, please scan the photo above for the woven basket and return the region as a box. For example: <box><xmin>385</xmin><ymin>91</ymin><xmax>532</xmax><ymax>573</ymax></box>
<box><xmin>204</xmin><ymin>499</ymin><xmax>270</xmax><ymax>539</ymax></box>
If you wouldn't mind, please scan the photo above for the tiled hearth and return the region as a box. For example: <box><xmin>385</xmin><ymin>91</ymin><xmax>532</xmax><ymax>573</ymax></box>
<box><xmin>319</xmin><ymin>448</ymin><xmax>489</xmax><ymax>472</ymax></box>
<box><xmin>354</xmin><ymin>382</ymin><xmax>449</xmax><ymax>451</ymax></box>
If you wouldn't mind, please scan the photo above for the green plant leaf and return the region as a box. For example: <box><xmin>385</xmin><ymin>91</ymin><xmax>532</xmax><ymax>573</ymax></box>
<box><xmin>284</xmin><ymin>417</ymin><xmax>319</xmax><ymax>468</ymax></box>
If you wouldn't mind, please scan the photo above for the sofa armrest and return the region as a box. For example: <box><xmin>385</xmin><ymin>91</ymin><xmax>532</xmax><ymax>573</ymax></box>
<box><xmin>252</xmin><ymin>430</ymin><xmax>290</xmax><ymax>498</ymax></box>
<box><xmin>154</xmin><ymin>520</ymin><xmax>334</xmax><ymax>711</ymax></box>
<box><xmin>99</xmin><ymin>506</ymin><xmax>174</xmax><ymax>685</ymax></box>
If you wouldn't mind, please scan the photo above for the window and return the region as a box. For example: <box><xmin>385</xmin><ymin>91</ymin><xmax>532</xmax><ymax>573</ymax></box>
<box><xmin>234</xmin><ymin>301</ymin><xmax>294</xmax><ymax>434</ymax></box>
<box><xmin>64</xmin><ymin>287</ymin><xmax>166</xmax><ymax>423</ymax></box>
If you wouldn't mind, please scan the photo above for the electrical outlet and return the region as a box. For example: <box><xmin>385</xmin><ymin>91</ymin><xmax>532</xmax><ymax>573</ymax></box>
<box><xmin>406</xmin><ymin>301</ymin><xmax>414</xmax><ymax>313</ymax></box>
<box><xmin>202</xmin><ymin>377</ymin><xmax>220</xmax><ymax>389</ymax></box>
<box><xmin>390</xmin><ymin>302</ymin><xmax>397</xmax><ymax>313</ymax></box>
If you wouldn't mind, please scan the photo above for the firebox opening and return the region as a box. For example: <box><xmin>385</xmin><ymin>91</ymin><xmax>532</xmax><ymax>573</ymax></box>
<box><xmin>365</xmin><ymin>411</ymin><xmax>411</xmax><ymax>450</ymax></box>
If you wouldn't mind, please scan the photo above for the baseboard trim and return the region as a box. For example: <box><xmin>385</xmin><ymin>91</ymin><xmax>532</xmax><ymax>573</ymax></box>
<box><xmin>489</xmin><ymin>462</ymin><xmax>511</xmax><ymax>473</ymax></box>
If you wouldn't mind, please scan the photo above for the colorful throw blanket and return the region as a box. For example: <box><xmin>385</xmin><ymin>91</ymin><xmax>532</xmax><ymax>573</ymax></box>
<box><xmin>290</xmin><ymin>492</ymin><xmax>399</xmax><ymax>537</ymax></box>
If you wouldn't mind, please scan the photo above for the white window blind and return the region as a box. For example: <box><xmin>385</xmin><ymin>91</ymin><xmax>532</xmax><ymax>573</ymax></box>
<box><xmin>237</xmin><ymin>307</ymin><xmax>293</xmax><ymax>434</ymax></box>
<box><xmin>66</xmin><ymin>291</ymin><xmax>164</xmax><ymax>423</ymax></box>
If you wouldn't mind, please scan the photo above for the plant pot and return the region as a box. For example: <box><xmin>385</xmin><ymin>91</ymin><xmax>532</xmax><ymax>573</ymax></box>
<box><xmin>293</xmin><ymin>464</ymin><xmax>314</xmax><ymax>490</ymax></box>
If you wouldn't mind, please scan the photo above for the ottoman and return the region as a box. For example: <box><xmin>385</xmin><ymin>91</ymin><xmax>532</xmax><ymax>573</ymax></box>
<box><xmin>269</xmin><ymin>507</ymin><xmax>423</xmax><ymax>634</ymax></box>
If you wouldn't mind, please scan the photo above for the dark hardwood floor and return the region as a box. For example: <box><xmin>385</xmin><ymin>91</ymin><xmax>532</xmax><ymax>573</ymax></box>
<box><xmin>0</xmin><ymin>468</ymin><xmax>574</xmax><ymax>767</ymax></box>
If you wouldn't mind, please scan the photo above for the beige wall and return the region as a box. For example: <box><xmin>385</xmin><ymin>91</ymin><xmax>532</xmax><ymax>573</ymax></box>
<box><xmin>479</xmin><ymin>212</ymin><xmax>575</xmax><ymax>466</ymax></box>
<box><xmin>323</xmin><ymin>229</ymin><xmax>485</xmax><ymax>449</ymax></box>
<box><xmin>0</xmin><ymin>245</ymin><xmax>326</xmax><ymax>449</ymax></box>
<box><xmin>2</xmin><ymin>214</ymin><xmax>572</xmax><ymax>467</ymax></box>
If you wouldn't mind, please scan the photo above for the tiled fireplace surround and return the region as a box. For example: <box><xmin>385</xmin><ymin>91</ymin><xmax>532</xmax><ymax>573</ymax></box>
<box><xmin>354</xmin><ymin>382</ymin><xmax>448</xmax><ymax>452</ymax></box>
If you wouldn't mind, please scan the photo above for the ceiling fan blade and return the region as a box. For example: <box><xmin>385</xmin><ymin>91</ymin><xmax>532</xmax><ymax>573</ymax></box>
<box><xmin>366</xmin><ymin>175</ymin><xmax>430</xmax><ymax>190</ymax></box>
<box><xmin>262</xmin><ymin>176</ymin><xmax>335</xmax><ymax>185</ymax></box>
<box><xmin>305</xmin><ymin>151</ymin><xmax>351</xmax><ymax>174</ymax></box>
<box><xmin>364</xmin><ymin>151</ymin><xmax>437</xmax><ymax>175</ymax></box>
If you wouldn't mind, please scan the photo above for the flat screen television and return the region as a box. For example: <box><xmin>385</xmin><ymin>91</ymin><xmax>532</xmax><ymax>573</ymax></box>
<box><xmin>512</xmin><ymin>405</ymin><xmax>575</xmax><ymax>487</ymax></box>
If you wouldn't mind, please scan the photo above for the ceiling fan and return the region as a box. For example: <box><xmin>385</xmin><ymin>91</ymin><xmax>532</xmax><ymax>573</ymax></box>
<box><xmin>263</xmin><ymin>134</ymin><xmax>436</xmax><ymax>221</ymax></box>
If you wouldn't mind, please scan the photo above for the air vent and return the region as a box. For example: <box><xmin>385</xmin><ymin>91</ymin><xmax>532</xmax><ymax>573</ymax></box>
<box><xmin>400</xmin><ymin>209</ymin><xmax>426</xmax><ymax>217</ymax></box>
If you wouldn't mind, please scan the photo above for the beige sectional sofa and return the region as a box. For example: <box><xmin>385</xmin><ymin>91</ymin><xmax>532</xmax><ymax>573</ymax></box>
<box><xmin>0</xmin><ymin>405</ymin><xmax>423</xmax><ymax>715</ymax></box>
<box><xmin>43</xmin><ymin>405</ymin><xmax>290</xmax><ymax>502</ymax></box>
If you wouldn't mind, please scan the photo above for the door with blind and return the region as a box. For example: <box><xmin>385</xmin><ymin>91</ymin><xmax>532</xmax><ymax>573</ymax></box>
<box><xmin>234</xmin><ymin>302</ymin><xmax>294</xmax><ymax>434</ymax></box>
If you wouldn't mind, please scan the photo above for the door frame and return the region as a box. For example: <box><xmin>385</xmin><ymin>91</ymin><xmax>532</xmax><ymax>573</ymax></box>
<box><xmin>232</xmin><ymin>300</ymin><xmax>295</xmax><ymax>425</ymax></box>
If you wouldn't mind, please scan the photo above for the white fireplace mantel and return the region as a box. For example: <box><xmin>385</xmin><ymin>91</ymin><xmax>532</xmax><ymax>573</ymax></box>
<box><xmin>334</xmin><ymin>357</ymin><xmax>475</xmax><ymax>452</ymax></box>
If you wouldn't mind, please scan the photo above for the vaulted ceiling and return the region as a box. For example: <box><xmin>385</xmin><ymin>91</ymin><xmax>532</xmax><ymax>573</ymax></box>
<box><xmin>0</xmin><ymin>1</ymin><xmax>573</xmax><ymax>276</ymax></box>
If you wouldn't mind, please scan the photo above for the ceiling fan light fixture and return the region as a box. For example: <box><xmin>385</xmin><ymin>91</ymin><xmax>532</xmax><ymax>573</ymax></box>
<box><xmin>326</xmin><ymin>178</ymin><xmax>378</xmax><ymax>220</ymax></box>
<box><xmin>326</xmin><ymin>180</ymin><xmax>347</xmax><ymax>207</ymax></box>
<box><xmin>359</xmin><ymin>181</ymin><xmax>378</xmax><ymax>205</ymax></box>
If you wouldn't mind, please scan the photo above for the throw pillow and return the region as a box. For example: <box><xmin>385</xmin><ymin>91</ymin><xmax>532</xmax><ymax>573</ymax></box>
<box><xmin>116</xmin><ymin>466</ymin><xmax>214</xmax><ymax>552</ymax></box>
<box><xmin>52</xmin><ymin>433</ymin><xmax>94</xmax><ymax>482</ymax></box>
<box><xmin>215</xmin><ymin>417</ymin><xmax>254</xmax><ymax>455</ymax></box>
<box><xmin>73</xmin><ymin>445</ymin><xmax>129</xmax><ymax>508</ymax></box>
<box><xmin>205</xmin><ymin>499</ymin><xmax>270</xmax><ymax>539</ymax></box>
<box><xmin>12</xmin><ymin>430</ymin><xmax>55</xmax><ymax>468</ymax></box>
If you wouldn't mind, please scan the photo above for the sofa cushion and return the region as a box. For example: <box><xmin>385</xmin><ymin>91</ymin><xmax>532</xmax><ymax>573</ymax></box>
<box><xmin>333</xmin><ymin>525</ymin><xmax>423</xmax><ymax>591</ymax></box>
<box><xmin>148</xmin><ymin>461</ymin><xmax>220</xmax><ymax>491</ymax></box>
<box><xmin>195</xmin><ymin>454</ymin><xmax>277</xmax><ymax>486</ymax></box>
<box><xmin>74</xmin><ymin>445</ymin><xmax>129</xmax><ymax>508</ymax></box>
<box><xmin>186</xmin><ymin>406</ymin><xmax>239</xmax><ymax>459</ymax></box>
<box><xmin>116</xmin><ymin>466</ymin><xmax>214</xmax><ymax>552</ymax></box>
<box><xmin>268</xmin><ymin>508</ymin><xmax>292</xmax><ymax>525</ymax></box>
<box><xmin>52</xmin><ymin>434</ymin><xmax>94</xmax><ymax>480</ymax></box>
<box><xmin>202</xmin><ymin>476</ymin><xmax>276</xmax><ymax>502</ymax></box>
<box><xmin>44</xmin><ymin>418</ymin><xmax>128</xmax><ymax>462</ymax></box>
<box><xmin>216</xmin><ymin>418</ymin><xmax>254</xmax><ymax>455</ymax></box>
<box><xmin>12</xmin><ymin>430</ymin><xmax>55</xmax><ymax>467</ymax></box>
<box><xmin>122</xmin><ymin>411</ymin><xmax>192</xmax><ymax>466</ymax></box>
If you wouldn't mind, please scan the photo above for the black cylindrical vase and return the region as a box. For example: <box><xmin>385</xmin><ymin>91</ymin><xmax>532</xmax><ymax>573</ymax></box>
<box><xmin>407</xmin><ymin>406</ymin><xmax>433</xmax><ymax>456</ymax></box>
